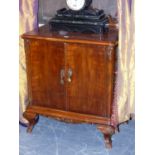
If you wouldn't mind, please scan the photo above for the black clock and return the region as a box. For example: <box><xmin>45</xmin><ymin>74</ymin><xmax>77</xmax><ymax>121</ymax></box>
<box><xmin>49</xmin><ymin>0</ymin><xmax>109</xmax><ymax>33</ymax></box>
<box><xmin>66</xmin><ymin>0</ymin><xmax>92</xmax><ymax>11</ymax></box>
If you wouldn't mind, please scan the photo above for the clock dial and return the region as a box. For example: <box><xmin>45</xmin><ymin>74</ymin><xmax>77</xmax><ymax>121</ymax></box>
<box><xmin>66</xmin><ymin>0</ymin><xmax>86</xmax><ymax>11</ymax></box>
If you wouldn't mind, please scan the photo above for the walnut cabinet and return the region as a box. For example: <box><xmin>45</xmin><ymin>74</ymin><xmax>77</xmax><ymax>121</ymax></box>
<box><xmin>22</xmin><ymin>25</ymin><xmax>118</xmax><ymax>148</ymax></box>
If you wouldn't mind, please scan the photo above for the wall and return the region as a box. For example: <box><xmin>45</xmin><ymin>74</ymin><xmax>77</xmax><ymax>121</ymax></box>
<box><xmin>38</xmin><ymin>0</ymin><xmax>117</xmax><ymax>24</ymax></box>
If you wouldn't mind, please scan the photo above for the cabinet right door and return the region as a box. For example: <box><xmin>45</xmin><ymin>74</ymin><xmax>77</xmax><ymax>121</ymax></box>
<box><xmin>66</xmin><ymin>43</ymin><xmax>115</xmax><ymax>117</ymax></box>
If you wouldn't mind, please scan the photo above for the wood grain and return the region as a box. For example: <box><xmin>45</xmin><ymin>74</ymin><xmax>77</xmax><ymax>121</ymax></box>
<box><xmin>26</xmin><ymin>39</ymin><xmax>66</xmax><ymax>110</ymax></box>
<box><xmin>65</xmin><ymin>43</ymin><xmax>112</xmax><ymax>117</ymax></box>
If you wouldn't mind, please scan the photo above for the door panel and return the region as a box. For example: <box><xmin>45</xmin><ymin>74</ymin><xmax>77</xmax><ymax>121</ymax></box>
<box><xmin>65</xmin><ymin>43</ymin><xmax>112</xmax><ymax>117</ymax></box>
<box><xmin>27</xmin><ymin>39</ymin><xmax>66</xmax><ymax>110</ymax></box>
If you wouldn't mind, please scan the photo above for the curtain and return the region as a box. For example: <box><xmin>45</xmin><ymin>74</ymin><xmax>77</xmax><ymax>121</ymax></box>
<box><xmin>116</xmin><ymin>0</ymin><xmax>135</xmax><ymax>123</ymax></box>
<box><xmin>19</xmin><ymin>0</ymin><xmax>38</xmax><ymax>124</ymax></box>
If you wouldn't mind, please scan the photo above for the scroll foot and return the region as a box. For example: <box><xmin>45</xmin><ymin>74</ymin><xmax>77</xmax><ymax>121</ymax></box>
<box><xmin>23</xmin><ymin>111</ymin><xmax>39</xmax><ymax>133</ymax></box>
<box><xmin>97</xmin><ymin>125</ymin><xmax>115</xmax><ymax>149</ymax></box>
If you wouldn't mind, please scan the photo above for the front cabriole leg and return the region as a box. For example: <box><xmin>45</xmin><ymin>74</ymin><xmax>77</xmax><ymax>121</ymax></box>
<box><xmin>23</xmin><ymin>111</ymin><xmax>39</xmax><ymax>133</ymax></box>
<box><xmin>97</xmin><ymin>125</ymin><xmax>115</xmax><ymax>149</ymax></box>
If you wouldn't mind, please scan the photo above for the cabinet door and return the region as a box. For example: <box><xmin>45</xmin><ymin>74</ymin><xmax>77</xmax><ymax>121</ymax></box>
<box><xmin>65</xmin><ymin>43</ymin><xmax>114</xmax><ymax>117</ymax></box>
<box><xmin>26</xmin><ymin>39</ymin><xmax>66</xmax><ymax>110</ymax></box>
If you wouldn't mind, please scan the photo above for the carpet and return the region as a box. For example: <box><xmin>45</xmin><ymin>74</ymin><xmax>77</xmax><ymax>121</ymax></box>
<box><xmin>19</xmin><ymin>116</ymin><xmax>135</xmax><ymax>155</ymax></box>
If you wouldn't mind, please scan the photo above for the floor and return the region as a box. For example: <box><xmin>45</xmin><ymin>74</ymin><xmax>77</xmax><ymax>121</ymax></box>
<box><xmin>19</xmin><ymin>116</ymin><xmax>135</xmax><ymax>155</ymax></box>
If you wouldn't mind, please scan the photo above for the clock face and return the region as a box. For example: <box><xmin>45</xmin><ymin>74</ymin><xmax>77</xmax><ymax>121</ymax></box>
<box><xmin>66</xmin><ymin>0</ymin><xmax>86</xmax><ymax>11</ymax></box>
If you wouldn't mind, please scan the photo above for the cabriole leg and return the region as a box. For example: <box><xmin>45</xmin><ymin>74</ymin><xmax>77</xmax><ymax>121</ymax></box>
<box><xmin>23</xmin><ymin>111</ymin><xmax>39</xmax><ymax>133</ymax></box>
<box><xmin>97</xmin><ymin>125</ymin><xmax>115</xmax><ymax>149</ymax></box>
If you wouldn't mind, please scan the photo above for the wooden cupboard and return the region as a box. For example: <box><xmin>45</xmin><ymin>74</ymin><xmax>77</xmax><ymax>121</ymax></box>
<box><xmin>22</xmin><ymin>25</ymin><xmax>118</xmax><ymax>148</ymax></box>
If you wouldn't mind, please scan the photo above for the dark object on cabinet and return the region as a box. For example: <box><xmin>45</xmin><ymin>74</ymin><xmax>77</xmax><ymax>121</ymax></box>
<box><xmin>49</xmin><ymin>8</ymin><xmax>109</xmax><ymax>33</ymax></box>
<box><xmin>49</xmin><ymin>0</ymin><xmax>109</xmax><ymax>33</ymax></box>
<box><xmin>22</xmin><ymin>25</ymin><xmax>118</xmax><ymax>149</ymax></box>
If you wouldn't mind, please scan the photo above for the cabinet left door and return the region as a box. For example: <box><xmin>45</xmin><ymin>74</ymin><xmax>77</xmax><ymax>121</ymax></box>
<box><xmin>25</xmin><ymin>39</ymin><xmax>66</xmax><ymax>110</ymax></box>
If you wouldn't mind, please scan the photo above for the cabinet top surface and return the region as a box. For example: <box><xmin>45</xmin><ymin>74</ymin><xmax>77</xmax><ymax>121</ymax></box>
<box><xmin>22</xmin><ymin>25</ymin><xmax>118</xmax><ymax>46</ymax></box>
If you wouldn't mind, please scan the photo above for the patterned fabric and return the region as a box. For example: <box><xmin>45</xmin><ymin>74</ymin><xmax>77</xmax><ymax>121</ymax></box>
<box><xmin>19</xmin><ymin>0</ymin><xmax>38</xmax><ymax>124</ymax></box>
